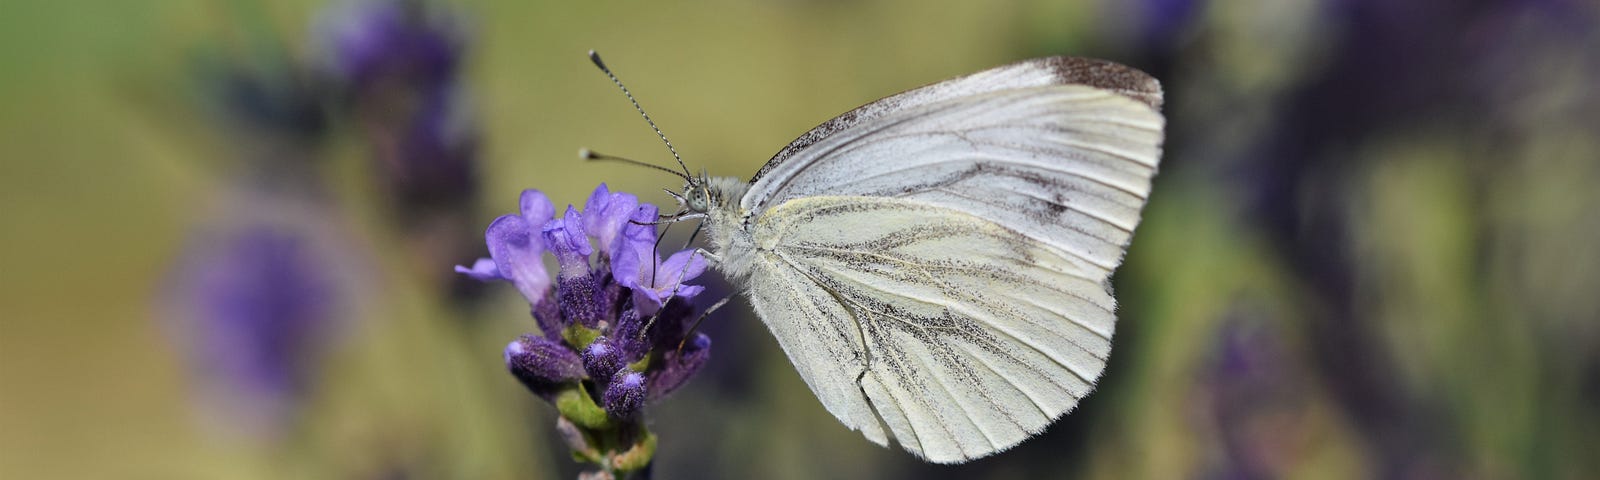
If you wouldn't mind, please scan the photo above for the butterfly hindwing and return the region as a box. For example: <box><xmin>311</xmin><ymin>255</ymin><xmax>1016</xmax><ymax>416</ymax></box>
<box><xmin>717</xmin><ymin>57</ymin><xmax>1163</xmax><ymax>463</ymax></box>
<box><xmin>745</xmin><ymin>195</ymin><xmax>1115</xmax><ymax>462</ymax></box>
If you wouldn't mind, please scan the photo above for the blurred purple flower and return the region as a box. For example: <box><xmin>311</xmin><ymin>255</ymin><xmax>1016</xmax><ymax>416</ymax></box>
<box><xmin>1196</xmin><ymin>318</ymin><xmax>1311</xmax><ymax>480</ymax></box>
<box><xmin>459</xmin><ymin>186</ymin><xmax>713</xmax><ymax>474</ymax></box>
<box><xmin>168</xmin><ymin>224</ymin><xmax>337</xmax><ymax>439</ymax></box>
<box><xmin>320</xmin><ymin>0</ymin><xmax>480</xmax><ymax>219</ymax></box>
<box><xmin>1137</xmin><ymin>0</ymin><xmax>1206</xmax><ymax>49</ymax></box>
<box><xmin>322</xmin><ymin>0</ymin><xmax>462</xmax><ymax>91</ymax></box>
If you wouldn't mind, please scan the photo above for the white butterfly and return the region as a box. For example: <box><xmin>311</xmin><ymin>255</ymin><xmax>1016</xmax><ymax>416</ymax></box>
<box><xmin>600</xmin><ymin>54</ymin><xmax>1163</xmax><ymax>463</ymax></box>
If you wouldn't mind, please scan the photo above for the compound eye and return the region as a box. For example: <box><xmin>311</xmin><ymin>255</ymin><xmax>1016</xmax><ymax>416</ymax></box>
<box><xmin>680</xmin><ymin>186</ymin><xmax>704</xmax><ymax>212</ymax></box>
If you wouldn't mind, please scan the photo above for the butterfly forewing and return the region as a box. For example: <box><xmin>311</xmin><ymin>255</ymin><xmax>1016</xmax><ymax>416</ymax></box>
<box><xmin>719</xmin><ymin>57</ymin><xmax>1163</xmax><ymax>463</ymax></box>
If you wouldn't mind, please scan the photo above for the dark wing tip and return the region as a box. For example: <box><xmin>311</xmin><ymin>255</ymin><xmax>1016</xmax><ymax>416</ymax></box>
<box><xmin>1035</xmin><ymin>56</ymin><xmax>1163</xmax><ymax>110</ymax></box>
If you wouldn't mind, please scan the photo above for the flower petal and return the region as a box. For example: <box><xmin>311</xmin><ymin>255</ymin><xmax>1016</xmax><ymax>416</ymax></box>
<box><xmin>609</xmin><ymin>204</ymin><xmax>659</xmax><ymax>290</ymax></box>
<box><xmin>657</xmin><ymin>249</ymin><xmax>708</xmax><ymax>287</ymax></box>
<box><xmin>581</xmin><ymin>184</ymin><xmax>639</xmax><ymax>257</ymax></box>
<box><xmin>453</xmin><ymin>257</ymin><xmax>501</xmax><ymax>281</ymax></box>
<box><xmin>520</xmin><ymin>189</ymin><xmax>555</xmax><ymax>228</ymax></box>
<box><xmin>543</xmin><ymin>206</ymin><xmax>592</xmax><ymax>257</ymax></box>
<box><xmin>485</xmin><ymin>214</ymin><xmax>550</xmax><ymax>303</ymax></box>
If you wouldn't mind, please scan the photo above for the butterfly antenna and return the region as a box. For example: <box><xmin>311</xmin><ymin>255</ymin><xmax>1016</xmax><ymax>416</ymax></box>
<box><xmin>678</xmin><ymin>295</ymin><xmax>731</xmax><ymax>355</ymax></box>
<box><xmin>588</xmin><ymin>50</ymin><xmax>694</xmax><ymax>180</ymax></box>
<box><xmin>580</xmin><ymin>148</ymin><xmax>690</xmax><ymax>182</ymax></box>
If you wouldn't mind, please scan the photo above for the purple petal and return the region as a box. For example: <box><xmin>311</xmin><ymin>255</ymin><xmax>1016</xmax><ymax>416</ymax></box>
<box><xmin>631</xmin><ymin>287</ymin><xmax>668</xmax><ymax>316</ymax></box>
<box><xmin>608</xmin><ymin>204</ymin><xmax>659</xmax><ymax>288</ymax></box>
<box><xmin>673</xmin><ymin>285</ymin><xmax>706</xmax><ymax>299</ymax></box>
<box><xmin>485</xmin><ymin>214</ymin><xmax>550</xmax><ymax>304</ymax></box>
<box><xmin>543</xmin><ymin>207</ymin><xmax>592</xmax><ymax>257</ymax></box>
<box><xmin>581</xmin><ymin>184</ymin><xmax>640</xmax><ymax>257</ymax></box>
<box><xmin>609</xmin><ymin>237</ymin><xmax>648</xmax><ymax>291</ymax></box>
<box><xmin>519</xmin><ymin>189</ymin><xmax>555</xmax><ymax>228</ymax></box>
<box><xmin>454</xmin><ymin>257</ymin><xmax>500</xmax><ymax>281</ymax></box>
<box><xmin>630</xmin><ymin>249</ymin><xmax>708</xmax><ymax>313</ymax></box>
<box><xmin>658</xmin><ymin>249</ymin><xmax>708</xmax><ymax>286</ymax></box>
<box><xmin>602</xmin><ymin>371</ymin><xmax>648</xmax><ymax>419</ymax></box>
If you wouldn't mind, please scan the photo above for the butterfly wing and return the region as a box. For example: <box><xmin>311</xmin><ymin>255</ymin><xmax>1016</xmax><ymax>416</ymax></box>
<box><xmin>735</xmin><ymin>58</ymin><xmax>1163</xmax><ymax>463</ymax></box>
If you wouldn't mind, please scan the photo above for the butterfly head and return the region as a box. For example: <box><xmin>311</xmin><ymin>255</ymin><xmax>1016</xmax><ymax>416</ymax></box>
<box><xmin>681</xmin><ymin>177</ymin><xmax>713</xmax><ymax>215</ymax></box>
<box><xmin>676</xmin><ymin>174</ymin><xmax>748</xmax><ymax>219</ymax></box>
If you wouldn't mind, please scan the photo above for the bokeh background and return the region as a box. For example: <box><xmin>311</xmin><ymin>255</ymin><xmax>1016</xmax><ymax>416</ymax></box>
<box><xmin>3</xmin><ymin>0</ymin><xmax>1598</xmax><ymax>478</ymax></box>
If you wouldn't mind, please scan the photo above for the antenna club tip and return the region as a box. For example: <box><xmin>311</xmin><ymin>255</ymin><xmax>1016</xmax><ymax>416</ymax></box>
<box><xmin>578</xmin><ymin>147</ymin><xmax>596</xmax><ymax>159</ymax></box>
<box><xmin>587</xmin><ymin>50</ymin><xmax>607</xmax><ymax>69</ymax></box>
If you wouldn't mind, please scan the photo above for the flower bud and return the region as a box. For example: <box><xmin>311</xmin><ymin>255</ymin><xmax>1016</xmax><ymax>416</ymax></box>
<box><xmin>543</xmin><ymin>211</ymin><xmax>601</xmax><ymax>327</ymax></box>
<box><xmin>602</xmin><ymin>371</ymin><xmax>648</xmax><ymax>419</ymax></box>
<box><xmin>582</xmin><ymin>338</ymin><xmax>623</xmax><ymax>384</ymax></box>
<box><xmin>504</xmin><ymin>334</ymin><xmax>583</xmax><ymax>397</ymax></box>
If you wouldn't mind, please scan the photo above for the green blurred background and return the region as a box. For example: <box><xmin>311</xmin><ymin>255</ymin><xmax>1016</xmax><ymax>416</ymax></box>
<box><xmin>3</xmin><ymin>0</ymin><xmax>1597</xmax><ymax>478</ymax></box>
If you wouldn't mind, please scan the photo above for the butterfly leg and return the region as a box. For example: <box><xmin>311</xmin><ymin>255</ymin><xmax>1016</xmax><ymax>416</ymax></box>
<box><xmin>693</xmin><ymin>247</ymin><xmax>722</xmax><ymax>266</ymax></box>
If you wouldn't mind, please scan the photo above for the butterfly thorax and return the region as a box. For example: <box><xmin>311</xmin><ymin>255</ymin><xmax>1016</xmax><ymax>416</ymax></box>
<box><xmin>688</xmin><ymin>176</ymin><xmax>756</xmax><ymax>282</ymax></box>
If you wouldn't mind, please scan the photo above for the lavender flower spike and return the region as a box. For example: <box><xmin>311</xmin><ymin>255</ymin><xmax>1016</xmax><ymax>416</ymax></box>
<box><xmin>462</xmin><ymin>184</ymin><xmax>715</xmax><ymax>477</ymax></box>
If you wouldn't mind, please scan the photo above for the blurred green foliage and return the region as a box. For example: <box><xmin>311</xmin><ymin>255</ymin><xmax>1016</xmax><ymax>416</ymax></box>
<box><xmin>2</xmin><ymin>0</ymin><xmax>1596</xmax><ymax>479</ymax></box>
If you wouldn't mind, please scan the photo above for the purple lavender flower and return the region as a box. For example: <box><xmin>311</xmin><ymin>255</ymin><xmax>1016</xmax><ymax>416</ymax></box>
<box><xmin>321</xmin><ymin>0</ymin><xmax>463</xmax><ymax>92</ymax></box>
<box><xmin>455</xmin><ymin>189</ymin><xmax>555</xmax><ymax>301</ymax></box>
<box><xmin>321</xmin><ymin>0</ymin><xmax>481</xmax><ymax>228</ymax></box>
<box><xmin>582</xmin><ymin>183</ymin><xmax>641</xmax><ymax>257</ymax></box>
<box><xmin>610</xmin><ymin>203</ymin><xmax>709</xmax><ymax>315</ymax></box>
<box><xmin>458</xmin><ymin>186</ymin><xmax>714</xmax><ymax>475</ymax></box>
<box><xmin>1137</xmin><ymin>0</ymin><xmax>1206</xmax><ymax>50</ymax></box>
<box><xmin>167</xmin><ymin>224</ymin><xmax>338</xmax><ymax>440</ymax></box>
